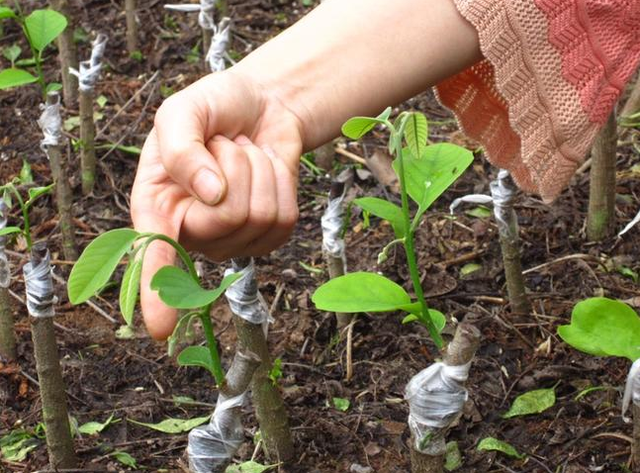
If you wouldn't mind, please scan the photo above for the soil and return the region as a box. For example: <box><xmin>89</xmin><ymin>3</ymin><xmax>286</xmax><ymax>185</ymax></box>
<box><xmin>1</xmin><ymin>1</ymin><xmax>640</xmax><ymax>472</ymax></box>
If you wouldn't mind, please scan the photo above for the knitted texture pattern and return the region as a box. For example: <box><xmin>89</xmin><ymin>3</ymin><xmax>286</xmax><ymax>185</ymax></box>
<box><xmin>435</xmin><ymin>0</ymin><xmax>640</xmax><ymax>202</ymax></box>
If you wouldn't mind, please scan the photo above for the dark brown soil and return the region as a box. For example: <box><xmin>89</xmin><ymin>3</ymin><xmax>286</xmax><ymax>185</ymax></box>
<box><xmin>2</xmin><ymin>1</ymin><xmax>640</xmax><ymax>472</ymax></box>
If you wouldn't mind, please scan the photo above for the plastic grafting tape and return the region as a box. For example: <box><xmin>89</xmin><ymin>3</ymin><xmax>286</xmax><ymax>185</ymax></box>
<box><xmin>619</xmin><ymin>207</ymin><xmax>640</xmax><ymax>237</ymax></box>
<box><xmin>206</xmin><ymin>17</ymin><xmax>231</xmax><ymax>73</ymax></box>
<box><xmin>224</xmin><ymin>259</ymin><xmax>270</xmax><ymax>326</ymax></box>
<box><xmin>187</xmin><ymin>392</ymin><xmax>245</xmax><ymax>473</ymax></box>
<box><xmin>69</xmin><ymin>34</ymin><xmax>108</xmax><ymax>92</ymax></box>
<box><xmin>165</xmin><ymin>0</ymin><xmax>216</xmax><ymax>30</ymax></box>
<box><xmin>321</xmin><ymin>192</ymin><xmax>347</xmax><ymax>262</ymax></box>
<box><xmin>405</xmin><ymin>361</ymin><xmax>471</xmax><ymax>454</ymax></box>
<box><xmin>23</xmin><ymin>249</ymin><xmax>57</xmax><ymax>318</ymax></box>
<box><xmin>489</xmin><ymin>169</ymin><xmax>517</xmax><ymax>233</ymax></box>
<box><xmin>37</xmin><ymin>92</ymin><xmax>62</xmax><ymax>152</ymax></box>
<box><xmin>622</xmin><ymin>358</ymin><xmax>640</xmax><ymax>422</ymax></box>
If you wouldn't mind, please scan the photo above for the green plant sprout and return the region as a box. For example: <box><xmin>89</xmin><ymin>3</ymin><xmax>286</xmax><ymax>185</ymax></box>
<box><xmin>0</xmin><ymin>179</ymin><xmax>55</xmax><ymax>250</ymax></box>
<box><xmin>312</xmin><ymin>108</ymin><xmax>474</xmax><ymax>348</ymax></box>
<box><xmin>558</xmin><ymin>297</ymin><xmax>640</xmax><ymax>467</ymax></box>
<box><xmin>0</xmin><ymin>3</ymin><xmax>67</xmax><ymax>97</ymax></box>
<box><xmin>68</xmin><ymin>229</ymin><xmax>241</xmax><ymax>386</ymax></box>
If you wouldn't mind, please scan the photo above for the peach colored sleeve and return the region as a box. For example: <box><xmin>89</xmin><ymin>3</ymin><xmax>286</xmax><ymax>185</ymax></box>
<box><xmin>435</xmin><ymin>0</ymin><xmax>640</xmax><ymax>202</ymax></box>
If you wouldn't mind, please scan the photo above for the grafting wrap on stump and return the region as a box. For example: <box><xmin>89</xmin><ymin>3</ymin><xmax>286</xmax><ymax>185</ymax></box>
<box><xmin>37</xmin><ymin>92</ymin><xmax>62</xmax><ymax>153</ymax></box>
<box><xmin>206</xmin><ymin>17</ymin><xmax>231</xmax><ymax>73</ymax></box>
<box><xmin>165</xmin><ymin>0</ymin><xmax>216</xmax><ymax>31</ymax></box>
<box><xmin>321</xmin><ymin>189</ymin><xmax>347</xmax><ymax>264</ymax></box>
<box><xmin>623</xmin><ymin>358</ymin><xmax>640</xmax><ymax>422</ymax></box>
<box><xmin>489</xmin><ymin>170</ymin><xmax>517</xmax><ymax>236</ymax></box>
<box><xmin>69</xmin><ymin>34</ymin><xmax>108</xmax><ymax>92</ymax></box>
<box><xmin>224</xmin><ymin>259</ymin><xmax>270</xmax><ymax>328</ymax></box>
<box><xmin>23</xmin><ymin>249</ymin><xmax>57</xmax><ymax>318</ymax></box>
<box><xmin>0</xmin><ymin>201</ymin><xmax>9</xmax><ymax>289</ymax></box>
<box><xmin>405</xmin><ymin>362</ymin><xmax>471</xmax><ymax>455</ymax></box>
<box><xmin>187</xmin><ymin>392</ymin><xmax>246</xmax><ymax>473</ymax></box>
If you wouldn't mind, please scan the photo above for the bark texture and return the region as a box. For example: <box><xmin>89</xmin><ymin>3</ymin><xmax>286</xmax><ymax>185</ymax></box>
<box><xmin>125</xmin><ymin>0</ymin><xmax>138</xmax><ymax>53</ymax></box>
<box><xmin>233</xmin><ymin>315</ymin><xmax>295</xmax><ymax>462</ymax></box>
<box><xmin>0</xmin><ymin>288</ymin><xmax>16</xmax><ymax>361</ymax></box>
<box><xmin>49</xmin><ymin>0</ymin><xmax>79</xmax><ymax>107</ymax></box>
<box><xmin>31</xmin><ymin>317</ymin><xmax>76</xmax><ymax>468</ymax></box>
<box><xmin>79</xmin><ymin>89</ymin><xmax>96</xmax><ymax>195</ymax></box>
<box><xmin>623</xmin><ymin>75</ymin><xmax>640</xmax><ymax>119</ymax></box>
<box><xmin>587</xmin><ymin>112</ymin><xmax>617</xmax><ymax>241</ymax></box>
<box><xmin>410</xmin><ymin>323</ymin><xmax>480</xmax><ymax>473</ymax></box>
<box><xmin>634</xmin><ymin>403</ymin><xmax>640</xmax><ymax>472</ymax></box>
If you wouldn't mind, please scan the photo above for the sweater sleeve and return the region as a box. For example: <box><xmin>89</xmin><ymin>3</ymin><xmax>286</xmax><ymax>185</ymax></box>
<box><xmin>434</xmin><ymin>0</ymin><xmax>640</xmax><ymax>202</ymax></box>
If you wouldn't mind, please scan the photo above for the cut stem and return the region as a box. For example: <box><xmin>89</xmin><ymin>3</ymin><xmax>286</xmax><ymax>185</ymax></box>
<box><xmin>587</xmin><ymin>112</ymin><xmax>617</xmax><ymax>241</ymax></box>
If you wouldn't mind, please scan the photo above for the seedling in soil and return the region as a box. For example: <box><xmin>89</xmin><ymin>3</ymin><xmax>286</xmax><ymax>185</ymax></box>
<box><xmin>48</xmin><ymin>0</ymin><xmax>79</xmax><ymax>107</ymax></box>
<box><xmin>313</xmin><ymin>108</ymin><xmax>474</xmax><ymax>348</ymax></box>
<box><xmin>0</xmin><ymin>179</ymin><xmax>77</xmax><ymax>469</ymax></box>
<box><xmin>0</xmin><ymin>3</ymin><xmax>67</xmax><ymax>97</ymax></box>
<box><xmin>558</xmin><ymin>297</ymin><xmax>640</xmax><ymax>467</ymax></box>
<box><xmin>0</xmin><ymin>200</ymin><xmax>16</xmax><ymax>361</ymax></box>
<box><xmin>68</xmin><ymin>230</ymin><xmax>263</xmax><ymax>471</ymax></box>
<box><xmin>312</xmin><ymin>109</ymin><xmax>478</xmax><ymax>472</ymax></box>
<box><xmin>125</xmin><ymin>0</ymin><xmax>138</xmax><ymax>54</ymax></box>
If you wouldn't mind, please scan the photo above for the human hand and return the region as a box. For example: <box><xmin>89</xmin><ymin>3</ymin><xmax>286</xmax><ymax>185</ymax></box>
<box><xmin>131</xmin><ymin>70</ymin><xmax>303</xmax><ymax>339</ymax></box>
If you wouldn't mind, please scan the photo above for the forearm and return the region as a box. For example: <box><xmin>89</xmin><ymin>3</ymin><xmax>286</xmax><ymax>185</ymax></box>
<box><xmin>233</xmin><ymin>0</ymin><xmax>481</xmax><ymax>150</ymax></box>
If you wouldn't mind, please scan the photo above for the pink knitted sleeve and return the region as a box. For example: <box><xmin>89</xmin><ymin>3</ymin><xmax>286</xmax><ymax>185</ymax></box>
<box><xmin>434</xmin><ymin>0</ymin><xmax>640</xmax><ymax>202</ymax></box>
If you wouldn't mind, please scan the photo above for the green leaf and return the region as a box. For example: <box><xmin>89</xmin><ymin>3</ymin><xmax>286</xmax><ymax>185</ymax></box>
<box><xmin>466</xmin><ymin>206</ymin><xmax>492</xmax><ymax>219</ymax></box>
<box><xmin>24</xmin><ymin>9</ymin><xmax>68</xmax><ymax>52</ymax></box>
<box><xmin>177</xmin><ymin>346</ymin><xmax>215</xmax><ymax>375</ymax></box>
<box><xmin>269</xmin><ymin>358</ymin><xmax>283</xmax><ymax>384</ymax></box>
<box><xmin>618</xmin><ymin>266</ymin><xmax>639</xmax><ymax>283</ymax></box>
<box><xmin>460</xmin><ymin>263</ymin><xmax>482</xmax><ymax>277</ymax></box>
<box><xmin>115</xmin><ymin>325</ymin><xmax>135</xmax><ymax>339</ymax></box>
<box><xmin>0</xmin><ymin>7</ymin><xmax>16</xmax><ymax>19</ymax></box>
<box><xmin>119</xmin><ymin>257</ymin><xmax>142</xmax><ymax>326</ymax></box>
<box><xmin>225</xmin><ymin>461</ymin><xmax>278</xmax><ymax>473</ymax></box>
<box><xmin>404</xmin><ymin>112</ymin><xmax>428</xmax><ymax>159</ymax></box>
<box><xmin>354</xmin><ymin>197</ymin><xmax>405</xmax><ymax>238</ymax></box>
<box><xmin>3</xmin><ymin>45</ymin><xmax>21</xmax><ymax>64</ymax></box>
<box><xmin>557</xmin><ymin>297</ymin><xmax>640</xmax><ymax>361</ymax></box>
<box><xmin>78</xmin><ymin>414</ymin><xmax>119</xmax><ymax>436</ymax></box>
<box><xmin>502</xmin><ymin>388</ymin><xmax>555</xmax><ymax>419</ymax></box>
<box><xmin>0</xmin><ymin>226</ymin><xmax>21</xmax><ymax>237</ymax></box>
<box><xmin>401</xmin><ymin>308</ymin><xmax>446</xmax><ymax>332</ymax></box>
<box><xmin>26</xmin><ymin>184</ymin><xmax>55</xmax><ymax>205</ymax></box>
<box><xmin>14</xmin><ymin>57</ymin><xmax>36</xmax><ymax>67</ymax></box>
<box><xmin>19</xmin><ymin>159</ymin><xmax>33</xmax><ymax>184</ymax></box>
<box><xmin>167</xmin><ymin>311</ymin><xmax>200</xmax><ymax>356</ymax></box>
<box><xmin>68</xmin><ymin>228</ymin><xmax>140</xmax><ymax>304</ymax></box>
<box><xmin>111</xmin><ymin>451</ymin><xmax>137</xmax><ymax>468</ymax></box>
<box><xmin>393</xmin><ymin>143</ymin><xmax>474</xmax><ymax>217</ymax></box>
<box><xmin>0</xmin><ymin>68</ymin><xmax>38</xmax><ymax>90</ymax></box>
<box><xmin>96</xmin><ymin>94</ymin><xmax>108</xmax><ymax>108</ymax></box>
<box><xmin>64</xmin><ymin>115</ymin><xmax>80</xmax><ymax>131</ymax></box>
<box><xmin>574</xmin><ymin>385</ymin><xmax>611</xmax><ymax>401</ymax></box>
<box><xmin>444</xmin><ymin>441</ymin><xmax>463</xmax><ymax>471</ymax></box>
<box><xmin>45</xmin><ymin>82</ymin><xmax>62</xmax><ymax>93</ymax></box>
<box><xmin>477</xmin><ymin>437</ymin><xmax>525</xmax><ymax>459</ymax></box>
<box><xmin>150</xmin><ymin>267</ymin><xmax>242</xmax><ymax>309</ymax></box>
<box><xmin>128</xmin><ymin>415</ymin><xmax>210</xmax><ymax>434</ymax></box>
<box><xmin>312</xmin><ymin>272</ymin><xmax>411</xmax><ymax>313</ymax></box>
<box><xmin>332</xmin><ymin>397</ymin><xmax>350</xmax><ymax>412</ymax></box>
<box><xmin>341</xmin><ymin>107</ymin><xmax>391</xmax><ymax>140</ymax></box>
<box><xmin>0</xmin><ymin>430</ymin><xmax>38</xmax><ymax>462</ymax></box>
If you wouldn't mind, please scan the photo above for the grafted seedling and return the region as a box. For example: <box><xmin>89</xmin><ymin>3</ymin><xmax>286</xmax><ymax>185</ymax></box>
<box><xmin>0</xmin><ymin>200</ymin><xmax>16</xmax><ymax>361</ymax></box>
<box><xmin>48</xmin><ymin>0</ymin><xmax>79</xmax><ymax>107</ymax></box>
<box><xmin>125</xmin><ymin>0</ymin><xmax>138</xmax><ymax>54</ymax></box>
<box><xmin>0</xmin><ymin>180</ymin><xmax>77</xmax><ymax>469</ymax></box>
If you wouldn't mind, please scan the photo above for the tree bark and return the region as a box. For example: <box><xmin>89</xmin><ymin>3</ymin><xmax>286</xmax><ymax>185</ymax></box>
<box><xmin>79</xmin><ymin>89</ymin><xmax>96</xmax><ymax>195</ymax></box>
<box><xmin>0</xmin><ymin>287</ymin><xmax>16</xmax><ymax>361</ymax></box>
<box><xmin>411</xmin><ymin>323</ymin><xmax>480</xmax><ymax>473</ymax></box>
<box><xmin>31</xmin><ymin>317</ymin><xmax>77</xmax><ymax>468</ymax></box>
<box><xmin>49</xmin><ymin>0</ymin><xmax>79</xmax><ymax>108</ymax></box>
<box><xmin>587</xmin><ymin>112</ymin><xmax>617</xmax><ymax>241</ymax></box>
<box><xmin>633</xmin><ymin>403</ymin><xmax>640</xmax><ymax>472</ymax></box>
<box><xmin>125</xmin><ymin>0</ymin><xmax>138</xmax><ymax>54</ymax></box>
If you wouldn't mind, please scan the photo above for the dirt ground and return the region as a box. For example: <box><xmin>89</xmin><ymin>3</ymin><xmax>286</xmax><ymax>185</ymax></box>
<box><xmin>2</xmin><ymin>1</ymin><xmax>640</xmax><ymax>472</ymax></box>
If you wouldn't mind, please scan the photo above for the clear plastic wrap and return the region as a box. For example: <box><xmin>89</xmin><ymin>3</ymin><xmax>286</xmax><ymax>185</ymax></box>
<box><xmin>489</xmin><ymin>169</ymin><xmax>517</xmax><ymax>237</ymax></box>
<box><xmin>23</xmin><ymin>247</ymin><xmax>57</xmax><ymax>318</ymax></box>
<box><xmin>37</xmin><ymin>92</ymin><xmax>62</xmax><ymax>152</ymax></box>
<box><xmin>321</xmin><ymin>191</ymin><xmax>346</xmax><ymax>263</ymax></box>
<box><xmin>224</xmin><ymin>259</ymin><xmax>270</xmax><ymax>329</ymax></box>
<box><xmin>405</xmin><ymin>361</ymin><xmax>471</xmax><ymax>455</ymax></box>
<box><xmin>69</xmin><ymin>34</ymin><xmax>108</xmax><ymax>92</ymax></box>
<box><xmin>619</xmin><ymin>208</ymin><xmax>640</xmax><ymax>237</ymax></box>
<box><xmin>623</xmin><ymin>358</ymin><xmax>640</xmax><ymax>422</ymax></box>
<box><xmin>187</xmin><ymin>392</ymin><xmax>245</xmax><ymax>473</ymax></box>
<box><xmin>206</xmin><ymin>18</ymin><xmax>231</xmax><ymax>73</ymax></box>
<box><xmin>165</xmin><ymin>0</ymin><xmax>216</xmax><ymax>31</ymax></box>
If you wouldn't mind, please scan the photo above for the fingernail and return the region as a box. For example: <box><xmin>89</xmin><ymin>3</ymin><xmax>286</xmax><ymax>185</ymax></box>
<box><xmin>193</xmin><ymin>168</ymin><xmax>222</xmax><ymax>205</ymax></box>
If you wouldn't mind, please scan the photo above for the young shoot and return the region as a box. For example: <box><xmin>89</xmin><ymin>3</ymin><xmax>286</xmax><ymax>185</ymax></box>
<box><xmin>312</xmin><ymin>108</ymin><xmax>474</xmax><ymax>349</ymax></box>
<box><xmin>0</xmin><ymin>3</ymin><xmax>67</xmax><ymax>97</ymax></box>
<box><xmin>68</xmin><ymin>229</ymin><xmax>241</xmax><ymax>387</ymax></box>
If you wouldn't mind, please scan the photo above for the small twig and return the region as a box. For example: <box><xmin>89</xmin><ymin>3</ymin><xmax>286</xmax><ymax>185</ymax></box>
<box><xmin>523</xmin><ymin>254</ymin><xmax>603</xmax><ymax>275</ymax></box>
<box><xmin>345</xmin><ymin>317</ymin><xmax>355</xmax><ymax>382</ymax></box>
<box><xmin>334</xmin><ymin>146</ymin><xmax>366</xmax><ymax>164</ymax></box>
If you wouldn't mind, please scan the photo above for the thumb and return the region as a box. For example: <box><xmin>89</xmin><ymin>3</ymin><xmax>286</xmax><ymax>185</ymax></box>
<box><xmin>154</xmin><ymin>89</ymin><xmax>229</xmax><ymax>206</ymax></box>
